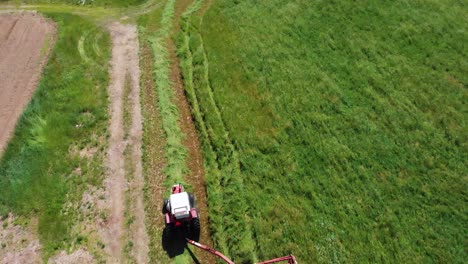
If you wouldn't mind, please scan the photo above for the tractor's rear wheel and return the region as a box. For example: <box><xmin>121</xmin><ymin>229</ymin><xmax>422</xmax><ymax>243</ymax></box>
<box><xmin>188</xmin><ymin>217</ymin><xmax>200</xmax><ymax>242</ymax></box>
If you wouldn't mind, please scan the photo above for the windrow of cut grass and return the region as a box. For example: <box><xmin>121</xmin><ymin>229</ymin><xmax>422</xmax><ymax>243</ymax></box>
<box><xmin>143</xmin><ymin>0</ymin><xmax>189</xmax><ymax>191</ymax></box>
<box><xmin>180</xmin><ymin>0</ymin><xmax>467</xmax><ymax>263</ymax></box>
<box><xmin>139</xmin><ymin>0</ymin><xmax>193</xmax><ymax>263</ymax></box>
<box><xmin>177</xmin><ymin>0</ymin><xmax>257</xmax><ymax>262</ymax></box>
<box><xmin>0</xmin><ymin>13</ymin><xmax>110</xmax><ymax>259</ymax></box>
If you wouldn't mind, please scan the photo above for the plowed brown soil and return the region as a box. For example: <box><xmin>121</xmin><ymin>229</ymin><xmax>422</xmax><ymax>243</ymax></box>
<box><xmin>0</xmin><ymin>12</ymin><xmax>56</xmax><ymax>154</ymax></box>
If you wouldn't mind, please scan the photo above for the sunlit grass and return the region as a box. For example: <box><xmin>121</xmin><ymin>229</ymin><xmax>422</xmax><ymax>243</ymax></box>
<box><xmin>179</xmin><ymin>0</ymin><xmax>467</xmax><ymax>262</ymax></box>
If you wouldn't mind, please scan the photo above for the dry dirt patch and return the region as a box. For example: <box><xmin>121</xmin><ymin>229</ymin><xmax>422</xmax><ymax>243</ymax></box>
<box><xmin>48</xmin><ymin>248</ymin><xmax>95</xmax><ymax>264</ymax></box>
<box><xmin>0</xmin><ymin>214</ymin><xmax>41</xmax><ymax>264</ymax></box>
<box><xmin>0</xmin><ymin>12</ymin><xmax>56</xmax><ymax>154</ymax></box>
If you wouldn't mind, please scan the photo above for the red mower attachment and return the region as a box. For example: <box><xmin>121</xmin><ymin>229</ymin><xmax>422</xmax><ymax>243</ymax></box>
<box><xmin>256</xmin><ymin>255</ymin><xmax>298</xmax><ymax>264</ymax></box>
<box><xmin>186</xmin><ymin>239</ymin><xmax>298</xmax><ymax>264</ymax></box>
<box><xmin>186</xmin><ymin>239</ymin><xmax>235</xmax><ymax>264</ymax></box>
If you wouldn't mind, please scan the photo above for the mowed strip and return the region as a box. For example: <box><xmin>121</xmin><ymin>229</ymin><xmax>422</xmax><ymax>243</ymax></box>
<box><xmin>0</xmin><ymin>12</ymin><xmax>56</xmax><ymax>153</ymax></box>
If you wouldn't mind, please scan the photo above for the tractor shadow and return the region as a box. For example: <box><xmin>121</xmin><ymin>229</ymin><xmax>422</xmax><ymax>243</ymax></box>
<box><xmin>162</xmin><ymin>226</ymin><xmax>185</xmax><ymax>257</ymax></box>
<box><xmin>161</xmin><ymin>226</ymin><xmax>200</xmax><ymax>263</ymax></box>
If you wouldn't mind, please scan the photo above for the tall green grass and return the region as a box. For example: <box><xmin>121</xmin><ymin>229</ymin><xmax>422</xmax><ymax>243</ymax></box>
<box><xmin>0</xmin><ymin>13</ymin><xmax>110</xmax><ymax>259</ymax></box>
<box><xmin>179</xmin><ymin>0</ymin><xmax>467</xmax><ymax>262</ymax></box>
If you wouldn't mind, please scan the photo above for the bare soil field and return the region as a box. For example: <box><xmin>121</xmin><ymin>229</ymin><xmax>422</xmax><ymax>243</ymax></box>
<box><xmin>0</xmin><ymin>12</ymin><xmax>56</xmax><ymax>154</ymax></box>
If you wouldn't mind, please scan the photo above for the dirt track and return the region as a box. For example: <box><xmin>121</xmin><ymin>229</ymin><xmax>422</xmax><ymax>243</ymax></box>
<box><xmin>99</xmin><ymin>22</ymin><xmax>149</xmax><ymax>263</ymax></box>
<box><xmin>0</xmin><ymin>12</ymin><xmax>56</xmax><ymax>154</ymax></box>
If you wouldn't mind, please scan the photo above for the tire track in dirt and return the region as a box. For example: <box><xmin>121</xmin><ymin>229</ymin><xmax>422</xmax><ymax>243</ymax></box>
<box><xmin>0</xmin><ymin>16</ymin><xmax>18</xmax><ymax>43</ymax></box>
<box><xmin>101</xmin><ymin>22</ymin><xmax>148</xmax><ymax>263</ymax></box>
<box><xmin>126</xmin><ymin>23</ymin><xmax>150</xmax><ymax>263</ymax></box>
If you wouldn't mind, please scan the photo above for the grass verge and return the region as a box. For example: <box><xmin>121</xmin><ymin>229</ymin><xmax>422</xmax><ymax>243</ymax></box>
<box><xmin>139</xmin><ymin>0</ymin><xmax>201</xmax><ymax>262</ymax></box>
<box><xmin>139</xmin><ymin>3</ymin><xmax>170</xmax><ymax>263</ymax></box>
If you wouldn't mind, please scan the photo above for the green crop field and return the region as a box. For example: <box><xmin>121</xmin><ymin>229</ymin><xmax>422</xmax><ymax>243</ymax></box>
<box><xmin>179</xmin><ymin>0</ymin><xmax>467</xmax><ymax>262</ymax></box>
<box><xmin>0</xmin><ymin>13</ymin><xmax>110</xmax><ymax>258</ymax></box>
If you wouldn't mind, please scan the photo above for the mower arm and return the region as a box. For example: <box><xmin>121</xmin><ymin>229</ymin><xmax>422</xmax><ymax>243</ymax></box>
<box><xmin>256</xmin><ymin>255</ymin><xmax>297</xmax><ymax>264</ymax></box>
<box><xmin>186</xmin><ymin>239</ymin><xmax>235</xmax><ymax>264</ymax></box>
<box><xmin>186</xmin><ymin>238</ymin><xmax>298</xmax><ymax>264</ymax></box>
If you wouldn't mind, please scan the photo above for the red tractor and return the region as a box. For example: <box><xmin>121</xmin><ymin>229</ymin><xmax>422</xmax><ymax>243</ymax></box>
<box><xmin>162</xmin><ymin>184</ymin><xmax>200</xmax><ymax>243</ymax></box>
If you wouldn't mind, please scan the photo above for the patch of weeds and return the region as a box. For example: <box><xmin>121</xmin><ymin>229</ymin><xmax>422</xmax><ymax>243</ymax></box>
<box><xmin>97</xmin><ymin>240</ymin><xmax>105</xmax><ymax>249</ymax></box>
<box><xmin>99</xmin><ymin>211</ymin><xmax>108</xmax><ymax>222</ymax></box>
<box><xmin>123</xmin><ymin>240</ymin><xmax>136</xmax><ymax>264</ymax></box>
<box><xmin>123</xmin><ymin>74</ymin><xmax>132</xmax><ymax>140</ymax></box>
<box><xmin>125</xmin><ymin>215</ymin><xmax>135</xmax><ymax>227</ymax></box>
<box><xmin>75</xmin><ymin>234</ymin><xmax>87</xmax><ymax>245</ymax></box>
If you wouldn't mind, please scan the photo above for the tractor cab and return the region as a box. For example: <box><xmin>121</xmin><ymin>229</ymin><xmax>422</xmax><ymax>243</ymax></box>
<box><xmin>169</xmin><ymin>192</ymin><xmax>191</xmax><ymax>220</ymax></box>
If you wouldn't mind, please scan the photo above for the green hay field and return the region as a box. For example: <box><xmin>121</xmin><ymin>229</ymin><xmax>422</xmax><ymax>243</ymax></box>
<box><xmin>0</xmin><ymin>0</ymin><xmax>465</xmax><ymax>262</ymax></box>
<box><xmin>179</xmin><ymin>0</ymin><xmax>467</xmax><ymax>262</ymax></box>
